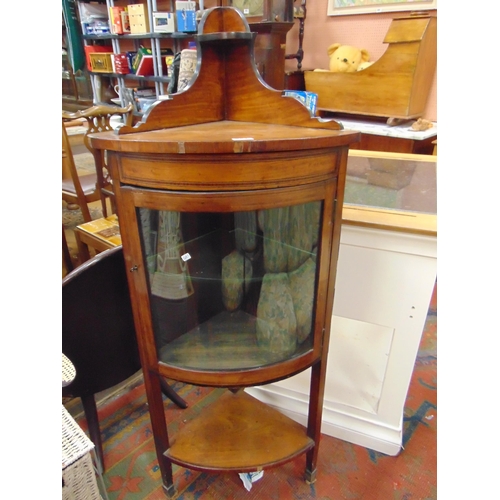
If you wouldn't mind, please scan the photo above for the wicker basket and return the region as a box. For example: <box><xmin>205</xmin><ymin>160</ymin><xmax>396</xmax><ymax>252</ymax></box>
<box><xmin>62</xmin><ymin>406</ymin><xmax>102</xmax><ymax>500</ymax></box>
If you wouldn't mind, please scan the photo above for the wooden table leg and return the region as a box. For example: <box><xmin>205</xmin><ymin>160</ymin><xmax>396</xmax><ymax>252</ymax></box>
<box><xmin>63</xmin><ymin>226</ymin><xmax>74</xmax><ymax>273</ymax></box>
<box><xmin>74</xmin><ymin>228</ymin><xmax>91</xmax><ymax>264</ymax></box>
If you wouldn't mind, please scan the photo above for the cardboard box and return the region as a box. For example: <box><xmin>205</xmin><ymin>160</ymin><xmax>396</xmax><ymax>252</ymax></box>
<box><xmin>153</xmin><ymin>12</ymin><xmax>175</xmax><ymax>33</ymax></box>
<box><xmin>135</xmin><ymin>55</ymin><xmax>154</xmax><ymax>76</ymax></box>
<box><xmin>121</xmin><ymin>10</ymin><xmax>131</xmax><ymax>33</ymax></box>
<box><xmin>129</xmin><ymin>3</ymin><xmax>150</xmax><ymax>34</ymax></box>
<box><xmin>175</xmin><ymin>1</ymin><xmax>197</xmax><ymax>32</ymax></box>
<box><xmin>132</xmin><ymin>46</ymin><xmax>154</xmax><ymax>76</ymax></box>
<box><xmin>109</xmin><ymin>6</ymin><xmax>126</xmax><ymax>34</ymax></box>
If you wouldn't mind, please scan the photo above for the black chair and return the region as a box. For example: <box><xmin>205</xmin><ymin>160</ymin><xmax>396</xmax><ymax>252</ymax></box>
<box><xmin>62</xmin><ymin>246</ymin><xmax>187</xmax><ymax>473</ymax></box>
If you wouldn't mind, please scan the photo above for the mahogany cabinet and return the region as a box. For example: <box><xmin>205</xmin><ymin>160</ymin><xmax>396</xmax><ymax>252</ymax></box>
<box><xmin>89</xmin><ymin>7</ymin><xmax>359</xmax><ymax>496</ymax></box>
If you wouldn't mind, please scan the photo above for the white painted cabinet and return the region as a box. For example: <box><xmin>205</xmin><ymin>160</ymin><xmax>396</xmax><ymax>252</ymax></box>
<box><xmin>247</xmin><ymin>150</ymin><xmax>437</xmax><ymax>455</ymax></box>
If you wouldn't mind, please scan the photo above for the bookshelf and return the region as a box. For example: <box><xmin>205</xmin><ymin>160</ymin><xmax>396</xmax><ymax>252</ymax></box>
<box><xmin>76</xmin><ymin>0</ymin><xmax>302</xmax><ymax>114</ymax></box>
<box><xmin>79</xmin><ymin>0</ymin><xmax>194</xmax><ymax>113</ymax></box>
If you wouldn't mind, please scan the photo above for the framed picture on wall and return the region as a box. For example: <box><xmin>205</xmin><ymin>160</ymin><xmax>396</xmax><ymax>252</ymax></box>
<box><xmin>327</xmin><ymin>0</ymin><xmax>437</xmax><ymax>16</ymax></box>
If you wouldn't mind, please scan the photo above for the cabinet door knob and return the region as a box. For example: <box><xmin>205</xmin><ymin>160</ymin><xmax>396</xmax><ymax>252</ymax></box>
<box><xmin>129</xmin><ymin>265</ymin><xmax>138</xmax><ymax>272</ymax></box>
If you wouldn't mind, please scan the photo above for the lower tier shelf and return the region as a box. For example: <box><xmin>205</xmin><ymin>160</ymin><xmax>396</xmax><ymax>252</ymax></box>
<box><xmin>165</xmin><ymin>389</ymin><xmax>314</xmax><ymax>472</ymax></box>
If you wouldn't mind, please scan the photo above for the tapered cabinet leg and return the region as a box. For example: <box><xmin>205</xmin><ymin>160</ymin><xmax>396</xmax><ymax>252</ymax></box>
<box><xmin>305</xmin><ymin>360</ymin><xmax>327</xmax><ymax>483</ymax></box>
<box><xmin>143</xmin><ymin>370</ymin><xmax>176</xmax><ymax>497</ymax></box>
<box><xmin>162</xmin><ymin>482</ymin><xmax>177</xmax><ymax>498</ymax></box>
<box><xmin>305</xmin><ymin>464</ymin><xmax>317</xmax><ymax>484</ymax></box>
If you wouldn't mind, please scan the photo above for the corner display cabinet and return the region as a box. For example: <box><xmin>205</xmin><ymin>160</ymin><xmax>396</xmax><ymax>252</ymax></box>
<box><xmin>89</xmin><ymin>7</ymin><xmax>359</xmax><ymax>497</ymax></box>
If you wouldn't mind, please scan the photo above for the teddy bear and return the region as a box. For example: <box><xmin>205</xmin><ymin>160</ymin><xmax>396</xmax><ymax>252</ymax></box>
<box><xmin>410</xmin><ymin>118</ymin><xmax>433</xmax><ymax>131</ymax></box>
<box><xmin>314</xmin><ymin>43</ymin><xmax>371</xmax><ymax>73</ymax></box>
<box><xmin>356</xmin><ymin>61</ymin><xmax>374</xmax><ymax>72</ymax></box>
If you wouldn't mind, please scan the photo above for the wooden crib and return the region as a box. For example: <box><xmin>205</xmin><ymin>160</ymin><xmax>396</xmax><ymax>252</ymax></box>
<box><xmin>304</xmin><ymin>14</ymin><xmax>437</xmax><ymax>121</ymax></box>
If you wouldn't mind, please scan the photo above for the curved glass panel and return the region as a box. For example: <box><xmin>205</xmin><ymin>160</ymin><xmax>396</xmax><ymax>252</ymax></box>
<box><xmin>137</xmin><ymin>202</ymin><xmax>322</xmax><ymax>371</ymax></box>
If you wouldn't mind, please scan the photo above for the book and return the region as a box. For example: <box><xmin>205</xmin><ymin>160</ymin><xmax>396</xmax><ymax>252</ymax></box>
<box><xmin>78</xmin><ymin>215</ymin><xmax>122</xmax><ymax>247</ymax></box>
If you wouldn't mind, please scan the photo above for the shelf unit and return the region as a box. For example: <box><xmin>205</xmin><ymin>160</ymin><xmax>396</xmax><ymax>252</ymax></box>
<box><xmin>79</xmin><ymin>0</ymin><xmax>303</xmax><ymax>110</ymax></box>
<box><xmin>80</xmin><ymin>0</ymin><xmax>193</xmax><ymax>109</ymax></box>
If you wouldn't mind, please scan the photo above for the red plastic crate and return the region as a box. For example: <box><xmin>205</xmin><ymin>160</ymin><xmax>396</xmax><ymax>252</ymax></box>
<box><xmin>84</xmin><ymin>45</ymin><xmax>113</xmax><ymax>72</ymax></box>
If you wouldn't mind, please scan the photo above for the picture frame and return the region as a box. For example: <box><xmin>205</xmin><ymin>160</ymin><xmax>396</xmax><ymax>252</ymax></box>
<box><xmin>327</xmin><ymin>0</ymin><xmax>437</xmax><ymax>17</ymax></box>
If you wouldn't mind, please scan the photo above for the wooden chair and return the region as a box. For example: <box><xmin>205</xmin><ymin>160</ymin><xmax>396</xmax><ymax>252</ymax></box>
<box><xmin>62</xmin><ymin>104</ymin><xmax>133</xmax><ymax>222</ymax></box>
<box><xmin>62</xmin><ymin>246</ymin><xmax>187</xmax><ymax>473</ymax></box>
